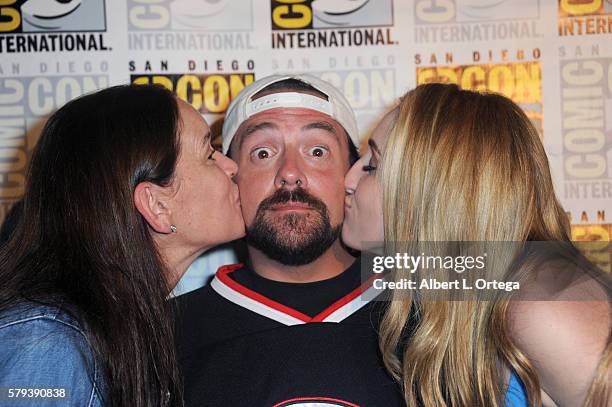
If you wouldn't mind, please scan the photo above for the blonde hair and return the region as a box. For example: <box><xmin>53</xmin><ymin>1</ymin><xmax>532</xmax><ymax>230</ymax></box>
<box><xmin>379</xmin><ymin>83</ymin><xmax>611</xmax><ymax>406</ymax></box>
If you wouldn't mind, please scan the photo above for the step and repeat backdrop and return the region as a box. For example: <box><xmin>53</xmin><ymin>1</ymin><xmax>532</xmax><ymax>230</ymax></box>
<box><xmin>1</xmin><ymin>0</ymin><xmax>611</xmax><ymax>293</ymax></box>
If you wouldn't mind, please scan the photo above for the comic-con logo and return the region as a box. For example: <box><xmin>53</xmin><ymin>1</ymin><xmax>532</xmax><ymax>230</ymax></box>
<box><xmin>127</xmin><ymin>0</ymin><xmax>254</xmax><ymax>51</ymax></box>
<box><xmin>131</xmin><ymin>73</ymin><xmax>254</xmax><ymax>114</ymax></box>
<box><xmin>0</xmin><ymin>0</ymin><xmax>108</xmax><ymax>53</ymax></box>
<box><xmin>0</xmin><ymin>75</ymin><xmax>108</xmax><ymax>222</ymax></box>
<box><xmin>558</xmin><ymin>0</ymin><xmax>612</xmax><ymax>35</ymax></box>
<box><xmin>270</xmin><ymin>0</ymin><xmax>395</xmax><ymax>48</ymax></box>
<box><xmin>560</xmin><ymin>57</ymin><xmax>612</xmax><ymax>203</ymax></box>
<box><xmin>572</xmin><ymin>222</ymin><xmax>611</xmax><ymax>273</ymax></box>
<box><xmin>271</xmin><ymin>0</ymin><xmax>392</xmax><ymax>30</ymax></box>
<box><xmin>127</xmin><ymin>0</ymin><xmax>252</xmax><ymax>31</ymax></box>
<box><xmin>0</xmin><ymin>0</ymin><xmax>106</xmax><ymax>33</ymax></box>
<box><xmin>416</xmin><ymin>59</ymin><xmax>543</xmax><ymax>135</ymax></box>
<box><xmin>414</xmin><ymin>0</ymin><xmax>541</xmax><ymax>43</ymax></box>
<box><xmin>416</xmin><ymin>0</ymin><xmax>539</xmax><ymax>23</ymax></box>
<box><xmin>273</xmin><ymin>397</ymin><xmax>358</xmax><ymax>407</ymax></box>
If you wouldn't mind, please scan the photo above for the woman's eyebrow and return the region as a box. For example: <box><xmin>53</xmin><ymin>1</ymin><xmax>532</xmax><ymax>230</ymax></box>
<box><xmin>203</xmin><ymin>130</ymin><xmax>211</xmax><ymax>147</ymax></box>
<box><xmin>368</xmin><ymin>138</ymin><xmax>381</xmax><ymax>155</ymax></box>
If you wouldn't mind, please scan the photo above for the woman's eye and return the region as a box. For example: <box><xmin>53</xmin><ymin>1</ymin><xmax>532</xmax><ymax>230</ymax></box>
<box><xmin>362</xmin><ymin>154</ymin><xmax>378</xmax><ymax>173</ymax></box>
<box><xmin>252</xmin><ymin>147</ymin><xmax>273</xmax><ymax>160</ymax></box>
<box><xmin>362</xmin><ymin>164</ymin><xmax>377</xmax><ymax>173</ymax></box>
<box><xmin>309</xmin><ymin>147</ymin><xmax>328</xmax><ymax>158</ymax></box>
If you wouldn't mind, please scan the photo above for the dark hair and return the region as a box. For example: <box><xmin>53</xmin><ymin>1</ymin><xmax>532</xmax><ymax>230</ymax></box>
<box><xmin>0</xmin><ymin>199</ymin><xmax>22</xmax><ymax>245</ymax></box>
<box><xmin>243</xmin><ymin>78</ymin><xmax>360</xmax><ymax>165</ymax></box>
<box><xmin>0</xmin><ymin>85</ymin><xmax>183</xmax><ymax>407</ymax></box>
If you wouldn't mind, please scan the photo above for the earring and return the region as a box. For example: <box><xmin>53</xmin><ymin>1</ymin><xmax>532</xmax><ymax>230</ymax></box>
<box><xmin>170</xmin><ymin>225</ymin><xmax>177</xmax><ymax>233</ymax></box>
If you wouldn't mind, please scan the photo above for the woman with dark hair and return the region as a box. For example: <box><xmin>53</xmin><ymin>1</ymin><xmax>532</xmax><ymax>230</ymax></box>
<box><xmin>0</xmin><ymin>199</ymin><xmax>22</xmax><ymax>245</ymax></box>
<box><xmin>343</xmin><ymin>83</ymin><xmax>611</xmax><ymax>406</ymax></box>
<box><xmin>0</xmin><ymin>85</ymin><xmax>245</xmax><ymax>406</ymax></box>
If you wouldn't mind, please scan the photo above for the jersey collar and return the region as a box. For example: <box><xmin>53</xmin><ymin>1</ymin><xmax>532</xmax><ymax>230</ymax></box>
<box><xmin>211</xmin><ymin>264</ymin><xmax>379</xmax><ymax>326</ymax></box>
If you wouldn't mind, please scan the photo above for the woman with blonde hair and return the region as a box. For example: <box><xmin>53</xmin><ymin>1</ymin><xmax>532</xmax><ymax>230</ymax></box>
<box><xmin>342</xmin><ymin>83</ymin><xmax>611</xmax><ymax>406</ymax></box>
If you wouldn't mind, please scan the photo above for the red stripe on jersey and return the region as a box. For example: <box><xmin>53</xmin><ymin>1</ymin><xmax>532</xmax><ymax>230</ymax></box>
<box><xmin>215</xmin><ymin>264</ymin><xmax>374</xmax><ymax>324</ymax></box>
<box><xmin>216</xmin><ymin>264</ymin><xmax>312</xmax><ymax>323</ymax></box>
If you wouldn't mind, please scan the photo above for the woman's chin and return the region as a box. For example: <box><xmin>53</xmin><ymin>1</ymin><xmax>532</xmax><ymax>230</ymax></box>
<box><xmin>341</xmin><ymin>225</ymin><xmax>362</xmax><ymax>251</ymax></box>
<box><xmin>205</xmin><ymin>217</ymin><xmax>246</xmax><ymax>248</ymax></box>
<box><xmin>234</xmin><ymin>223</ymin><xmax>247</xmax><ymax>241</ymax></box>
<box><xmin>227</xmin><ymin>218</ymin><xmax>246</xmax><ymax>242</ymax></box>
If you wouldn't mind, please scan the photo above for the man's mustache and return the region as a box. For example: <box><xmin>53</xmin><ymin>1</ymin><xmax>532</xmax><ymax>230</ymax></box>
<box><xmin>257</xmin><ymin>187</ymin><xmax>328</xmax><ymax>214</ymax></box>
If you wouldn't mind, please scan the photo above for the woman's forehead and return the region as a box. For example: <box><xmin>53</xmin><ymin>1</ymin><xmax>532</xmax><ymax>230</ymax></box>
<box><xmin>371</xmin><ymin>108</ymin><xmax>398</xmax><ymax>147</ymax></box>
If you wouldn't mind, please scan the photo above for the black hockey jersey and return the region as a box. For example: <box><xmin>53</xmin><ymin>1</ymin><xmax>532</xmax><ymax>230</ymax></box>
<box><xmin>173</xmin><ymin>259</ymin><xmax>405</xmax><ymax>407</ymax></box>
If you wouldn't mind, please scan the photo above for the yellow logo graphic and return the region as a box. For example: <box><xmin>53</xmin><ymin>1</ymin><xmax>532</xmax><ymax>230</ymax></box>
<box><xmin>131</xmin><ymin>73</ymin><xmax>254</xmax><ymax>114</ymax></box>
<box><xmin>558</xmin><ymin>0</ymin><xmax>612</xmax><ymax>35</ymax></box>
<box><xmin>272</xmin><ymin>0</ymin><xmax>312</xmax><ymax>30</ymax></box>
<box><xmin>572</xmin><ymin>223</ymin><xmax>611</xmax><ymax>272</ymax></box>
<box><xmin>0</xmin><ymin>0</ymin><xmax>106</xmax><ymax>34</ymax></box>
<box><xmin>560</xmin><ymin>0</ymin><xmax>608</xmax><ymax>15</ymax></box>
<box><xmin>416</xmin><ymin>62</ymin><xmax>543</xmax><ymax>134</ymax></box>
<box><xmin>0</xmin><ymin>0</ymin><xmax>20</xmax><ymax>32</ymax></box>
<box><xmin>271</xmin><ymin>0</ymin><xmax>392</xmax><ymax>30</ymax></box>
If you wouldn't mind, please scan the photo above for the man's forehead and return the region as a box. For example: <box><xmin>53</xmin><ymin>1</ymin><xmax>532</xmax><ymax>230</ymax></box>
<box><xmin>231</xmin><ymin>107</ymin><xmax>347</xmax><ymax>155</ymax></box>
<box><xmin>239</xmin><ymin>108</ymin><xmax>343</xmax><ymax>138</ymax></box>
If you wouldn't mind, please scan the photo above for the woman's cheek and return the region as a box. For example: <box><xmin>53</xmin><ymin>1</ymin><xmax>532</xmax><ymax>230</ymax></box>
<box><xmin>359</xmin><ymin>178</ymin><xmax>376</xmax><ymax>207</ymax></box>
<box><xmin>362</xmin><ymin>178</ymin><xmax>383</xmax><ymax>238</ymax></box>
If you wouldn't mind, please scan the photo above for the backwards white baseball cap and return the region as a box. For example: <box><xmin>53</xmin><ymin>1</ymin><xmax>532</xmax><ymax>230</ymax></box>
<box><xmin>221</xmin><ymin>74</ymin><xmax>359</xmax><ymax>154</ymax></box>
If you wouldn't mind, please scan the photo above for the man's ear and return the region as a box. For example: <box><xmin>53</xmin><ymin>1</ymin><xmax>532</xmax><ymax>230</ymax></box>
<box><xmin>134</xmin><ymin>181</ymin><xmax>173</xmax><ymax>234</ymax></box>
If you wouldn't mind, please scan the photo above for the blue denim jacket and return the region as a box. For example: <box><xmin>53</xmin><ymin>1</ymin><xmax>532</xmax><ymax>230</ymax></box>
<box><xmin>0</xmin><ymin>302</ymin><xmax>105</xmax><ymax>406</ymax></box>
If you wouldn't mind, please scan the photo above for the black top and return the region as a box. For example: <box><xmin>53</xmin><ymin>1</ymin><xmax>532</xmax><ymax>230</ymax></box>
<box><xmin>173</xmin><ymin>259</ymin><xmax>405</xmax><ymax>407</ymax></box>
<box><xmin>229</xmin><ymin>261</ymin><xmax>367</xmax><ymax>318</ymax></box>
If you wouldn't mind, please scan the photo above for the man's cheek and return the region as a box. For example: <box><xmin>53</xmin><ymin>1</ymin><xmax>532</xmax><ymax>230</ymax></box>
<box><xmin>238</xmin><ymin>193</ymin><xmax>259</xmax><ymax>224</ymax></box>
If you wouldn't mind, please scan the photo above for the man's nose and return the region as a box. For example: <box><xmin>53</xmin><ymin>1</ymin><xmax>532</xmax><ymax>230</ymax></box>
<box><xmin>274</xmin><ymin>152</ymin><xmax>307</xmax><ymax>190</ymax></box>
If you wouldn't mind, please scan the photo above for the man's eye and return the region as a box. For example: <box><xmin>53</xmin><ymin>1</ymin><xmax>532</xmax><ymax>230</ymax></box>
<box><xmin>252</xmin><ymin>147</ymin><xmax>273</xmax><ymax>160</ymax></box>
<box><xmin>309</xmin><ymin>147</ymin><xmax>328</xmax><ymax>158</ymax></box>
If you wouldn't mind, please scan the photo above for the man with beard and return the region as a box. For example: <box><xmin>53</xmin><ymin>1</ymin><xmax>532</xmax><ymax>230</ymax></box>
<box><xmin>174</xmin><ymin>75</ymin><xmax>404</xmax><ymax>407</ymax></box>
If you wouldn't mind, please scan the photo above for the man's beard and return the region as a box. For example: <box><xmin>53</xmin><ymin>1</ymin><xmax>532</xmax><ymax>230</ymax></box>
<box><xmin>246</xmin><ymin>187</ymin><xmax>341</xmax><ymax>266</ymax></box>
